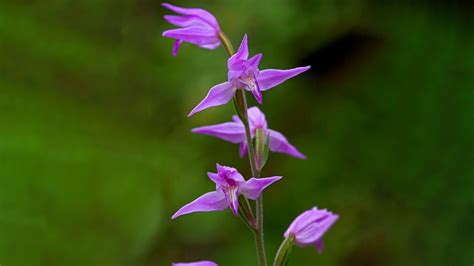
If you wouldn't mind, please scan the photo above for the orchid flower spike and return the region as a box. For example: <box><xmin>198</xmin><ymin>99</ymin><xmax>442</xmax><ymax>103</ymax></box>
<box><xmin>172</xmin><ymin>261</ymin><xmax>217</xmax><ymax>266</ymax></box>
<box><xmin>284</xmin><ymin>207</ymin><xmax>339</xmax><ymax>254</ymax></box>
<box><xmin>172</xmin><ymin>164</ymin><xmax>282</xmax><ymax>219</ymax></box>
<box><xmin>192</xmin><ymin>106</ymin><xmax>306</xmax><ymax>159</ymax></box>
<box><xmin>188</xmin><ymin>34</ymin><xmax>311</xmax><ymax>116</ymax></box>
<box><xmin>162</xmin><ymin>3</ymin><xmax>221</xmax><ymax>56</ymax></box>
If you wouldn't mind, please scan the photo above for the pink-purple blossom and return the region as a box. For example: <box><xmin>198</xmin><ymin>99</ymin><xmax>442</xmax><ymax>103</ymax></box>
<box><xmin>172</xmin><ymin>261</ymin><xmax>217</xmax><ymax>266</ymax></box>
<box><xmin>172</xmin><ymin>164</ymin><xmax>282</xmax><ymax>219</ymax></box>
<box><xmin>162</xmin><ymin>3</ymin><xmax>221</xmax><ymax>56</ymax></box>
<box><xmin>188</xmin><ymin>35</ymin><xmax>311</xmax><ymax>116</ymax></box>
<box><xmin>192</xmin><ymin>106</ymin><xmax>306</xmax><ymax>159</ymax></box>
<box><xmin>284</xmin><ymin>207</ymin><xmax>339</xmax><ymax>254</ymax></box>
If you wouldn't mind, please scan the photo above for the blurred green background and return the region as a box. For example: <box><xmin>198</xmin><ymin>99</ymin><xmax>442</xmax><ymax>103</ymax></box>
<box><xmin>1</xmin><ymin>0</ymin><xmax>473</xmax><ymax>265</ymax></box>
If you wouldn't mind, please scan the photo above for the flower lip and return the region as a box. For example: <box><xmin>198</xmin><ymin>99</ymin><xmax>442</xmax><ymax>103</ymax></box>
<box><xmin>240</xmin><ymin>75</ymin><xmax>262</xmax><ymax>104</ymax></box>
<box><xmin>222</xmin><ymin>186</ymin><xmax>239</xmax><ymax>216</ymax></box>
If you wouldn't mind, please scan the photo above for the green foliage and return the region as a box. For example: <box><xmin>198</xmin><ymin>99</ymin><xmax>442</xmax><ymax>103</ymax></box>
<box><xmin>0</xmin><ymin>1</ymin><xmax>472</xmax><ymax>265</ymax></box>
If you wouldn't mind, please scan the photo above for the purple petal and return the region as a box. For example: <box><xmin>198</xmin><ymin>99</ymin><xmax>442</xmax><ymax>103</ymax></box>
<box><xmin>257</xmin><ymin>66</ymin><xmax>311</xmax><ymax>91</ymax></box>
<box><xmin>171</xmin><ymin>191</ymin><xmax>227</xmax><ymax>219</ymax></box>
<box><xmin>284</xmin><ymin>209</ymin><xmax>315</xmax><ymax>238</ymax></box>
<box><xmin>164</xmin><ymin>15</ymin><xmax>209</xmax><ymax>28</ymax></box>
<box><xmin>207</xmin><ymin>172</ymin><xmax>222</xmax><ymax>184</ymax></box>
<box><xmin>232</xmin><ymin>114</ymin><xmax>242</xmax><ymax>123</ymax></box>
<box><xmin>268</xmin><ymin>129</ymin><xmax>306</xmax><ymax>159</ymax></box>
<box><xmin>173</xmin><ymin>260</ymin><xmax>218</xmax><ymax>266</ymax></box>
<box><xmin>207</xmin><ymin>163</ymin><xmax>245</xmax><ymax>186</ymax></box>
<box><xmin>216</xmin><ymin>163</ymin><xmax>245</xmax><ymax>182</ymax></box>
<box><xmin>228</xmin><ymin>34</ymin><xmax>249</xmax><ymax>69</ymax></box>
<box><xmin>240</xmin><ymin>176</ymin><xmax>282</xmax><ymax>200</ymax></box>
<box><xmin>192</xmin><ymin>122</ymin><xmax>246</xmax><ymax>143</ymax></box>
<box><xmin>172</xmin><ymin>39</ymin><xmax>183</xmax><ymax>56</ymax></box>
<box><xmin>246</xmin><ymin>107</ymin><xmax>267</xmax><ymax>129</ymax></box>
<box><xmin>199</xmin><ymin>41</ymin><xmax>221</xmax><ymax>49</ymax></box>
<box><xmin>239</xmin><ymin>142</ymin><xmax>248</xmax><ymax>158</ymax></box>
<box><xmin>316</xmin><ymin>239</ymin><xmax>324</xmax><ymax>254</ymax></box>
<box><xmin>162</xmin><ymin>3</ymin><xmax>220</xmax><ymax>30</ymax></box>
<box><xmin>188</xmin><ymin>82</ymin><xmax>236</xmax><ymax>116</ymax></box>
<box><xmin>163</xmin><ymin>26</ymin><xmax>219</xmax><ymax>46</ymax></box>
<box><xmin>227</xmin><ymin>69</ymin><xmax>242</xmax><ymax>81</ymax></box>
<box><xmin>284</xmin><ymin>207</ymin><xmax>339</xmax><ymax>247</ymax></box>
<box><xmin>248</xmin><ymin>53</ymin><xmax>263</xmax><ymax>69</ymax></box>
<box><xmin>312</xmin><ymin>213</ymin><xmax>339</xmax><ymax>243</ymax></box>
<box><xmin>295</xmin><ymin>213</ymin><xmax>338</xmax><ymax>245</ymax></box>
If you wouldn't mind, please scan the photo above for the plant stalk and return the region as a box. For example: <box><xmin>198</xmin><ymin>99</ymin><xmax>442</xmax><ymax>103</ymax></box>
<box><xmin>219</xmin><ymin>31</ymin><xmax>268</xmax><ymax>266</ymax></box>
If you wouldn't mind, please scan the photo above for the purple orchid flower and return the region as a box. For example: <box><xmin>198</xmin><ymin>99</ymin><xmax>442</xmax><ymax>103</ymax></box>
<box><xmin>162</xmin><ymin>3</ymin><xmax>221</xmax><ymax>56</ymax></box>
<box><xmin>172</xmin><ymin>164</ymin><xmax>282</xmax><ymax>219</ymax></box>
<box><xmin>192</xmin><ymin>106</ymin><xmax>306</xmax><ymax>159</ymax></box>
<box><xmin>172</xmin><ymin>261</ymin><xmax>217</xmax><ymax>266</ymax></box>
<box><xmin>284</xmin><ymin>207</ymin><xmax>339</xmax><ymax>254</ymax></box>
<box><xmin>188</xmin><ymin>34</ymin><xmax>311</xmax><ymax>116</ymax></box>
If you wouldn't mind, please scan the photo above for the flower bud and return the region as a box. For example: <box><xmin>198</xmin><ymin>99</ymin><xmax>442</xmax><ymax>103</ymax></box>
<box><xmin>162</xmin><ymin>3</ymin><xmax>222</xmax><ymax>56</ymax></box>
<box><xmin>284</xmin><ymin>207</ymin><xmax>338</xmax><ymax>254</ymax></box>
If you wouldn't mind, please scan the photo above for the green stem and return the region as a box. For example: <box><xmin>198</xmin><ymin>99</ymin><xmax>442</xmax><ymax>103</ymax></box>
<box><xmin>239</xmin><ymin>88</ymin><xmax>259</xmax><ymax>178</ymax></box>
<box><xmin>218</xmin><ymin>31</ymin><xmax>235</xmax><ymax>56</ymax></box>
<box><xmin>240</xmin><ymin>88</ymin><xmax>267</xmax><ymax>266</ymax></box>
<box><xmin>219</xmin><ymin>32</ymin><xmax>267</xmax><ymax>266</ymax></box>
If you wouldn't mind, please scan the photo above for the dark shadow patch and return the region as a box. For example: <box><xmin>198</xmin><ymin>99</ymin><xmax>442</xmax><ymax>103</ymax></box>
<box><xmin>300</xmin><ymin>29</ymin><xmax>384</xmax><ymax>84</ymax></box>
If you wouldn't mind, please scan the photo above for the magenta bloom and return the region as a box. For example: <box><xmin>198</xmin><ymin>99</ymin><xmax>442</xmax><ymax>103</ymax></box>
<box><xmin>162</xmin><ymin>3</ymin><xmax>221</xmax><ymax>56</ymax></box>
<box><xmin>284</xmin><ymin>207</ymin><xmax>339</xmax><ymax>254</ymax></box>
<box><xmin>192</xmin><ymin>106</ymin><xmax>305</xmax><ymax>159</ymax></box>
<box><xmin>172</xmin><ymin>261</ymin><xmax>217</xmax><ymax>266</ymax></box>
<box><xmin>172</xmin><ymin>164</ymin><xmax>282</xmax><ymax>219</ymax></box>
<box><xmin>189</xmin><ymin>35</ymin><xmax>311</xmax><ymax>116</ymax></box>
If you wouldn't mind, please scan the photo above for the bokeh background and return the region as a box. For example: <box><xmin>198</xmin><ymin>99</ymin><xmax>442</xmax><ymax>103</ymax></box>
<box><xmin>1</xmin><ymin>0</ymin><xmax>473</xmax><ymax>265</ymax></box>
